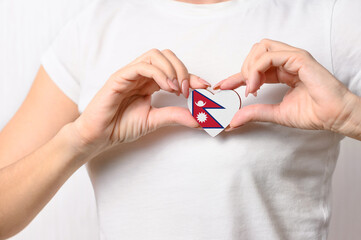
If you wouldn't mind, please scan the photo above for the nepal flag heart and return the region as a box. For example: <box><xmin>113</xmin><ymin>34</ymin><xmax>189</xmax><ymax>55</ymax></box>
<box><xmin>188</xmin><ymin>89</ymin><xmax>241</xmax><ymax>137</ymax></box>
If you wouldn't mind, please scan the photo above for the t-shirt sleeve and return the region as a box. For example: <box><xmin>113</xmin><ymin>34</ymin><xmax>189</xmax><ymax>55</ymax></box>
<box><xmin>331</xmin><ymin>0</ymin><xmax>361</xmax><ymax>96</ymax></box>
<box><xmin>41</xmin><ymin>3</ymin><xmax>94</xmax><ymax>104</ymax></box>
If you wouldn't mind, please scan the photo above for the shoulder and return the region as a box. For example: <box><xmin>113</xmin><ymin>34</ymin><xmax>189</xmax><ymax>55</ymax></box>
<box><xmin>331</xmin><ymin>0</ymin><xmax>361</xmax><ymax>62</ymax></box>
<box><xmin>332</xmin><ymin>0</ymin><xmax>361</xmax><ymax>23</ymax></box>
<box><xmin>77</xmin><ymin>0</ymin><xmax>126</xmax><ymax>20</ymax></box>
<box><xmin>331</xmin><ymin>0</ymin><xmax>361</xmax><ymax>95</ymax></box>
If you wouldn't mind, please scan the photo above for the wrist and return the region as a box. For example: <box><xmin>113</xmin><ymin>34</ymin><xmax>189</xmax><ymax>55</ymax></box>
<box><xmin>332</xmin><ymin>92</ymin><xmax>361</xmax><ymax>140</ymax></box>
<box><xmin>59</xmin><ymin>123</ymin><xmax>102</xmax><ymax>165</ymax></box>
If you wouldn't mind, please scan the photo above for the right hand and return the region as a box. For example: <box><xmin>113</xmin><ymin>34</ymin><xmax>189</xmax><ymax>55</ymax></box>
<box><xmin>70</xmin><ymin>49</ymin><xmax>210</xmax><ymax>154</ymax></box>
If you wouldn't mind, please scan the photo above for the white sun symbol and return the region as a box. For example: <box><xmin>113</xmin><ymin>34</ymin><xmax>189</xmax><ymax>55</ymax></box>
<box><xmin>196</xmin><ymin>112</ymin><xmax>208</xmax><ymax>123</ymax></box>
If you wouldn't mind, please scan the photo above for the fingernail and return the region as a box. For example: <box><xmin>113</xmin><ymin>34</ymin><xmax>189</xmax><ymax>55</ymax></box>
<box><xmin>198</xmin><ymin>78</ymin><xmax>211</xmax><ymax>87</ymax></box>
<box><xmin>245</xmin><ymin>85</ymin><xmax>249</xmax><ymax>97</ymax></box>
<box><xmin>252</xmin><ymin>91</ymin><xmax>258</xmax><ymax>97</ymax></box>
<box><xmin>167</xmin><ymin>79</ymin><xmax>179</xmax><ymax>91</ymax></box>
<box><xmin>225</xmin><ymin>127</ymin><xmax>234</xmax><ymax>132</ymax></box>
<box><xmin>182</xmin><ymin>80</ymin><xmax>189</xmax><ymax>98</ymax></box>
<box><xmin>225</xmin><ymin>125</ymin><xmax>241</xmax><ymax>132</ymax></box>
<box><xmin>213</xmin><ymin>83</ymin><xmax>221</xmax><ymax>90</ymax></box>
<box><xmin>172</xmin><ymin>79</ymin><xmax>180</xmax><ymax>91</ymax></box>
<box><xmin>213</xmin><ymin>79</ymin><xmax>224</xmax><ymax>90</ymax></box>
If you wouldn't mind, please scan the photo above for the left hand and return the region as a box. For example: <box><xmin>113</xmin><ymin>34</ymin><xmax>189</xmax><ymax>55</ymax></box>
<box><xmin>214</xmin><ymin>39</ymin><xmax>357</xmax><ymax>133</ymax></box>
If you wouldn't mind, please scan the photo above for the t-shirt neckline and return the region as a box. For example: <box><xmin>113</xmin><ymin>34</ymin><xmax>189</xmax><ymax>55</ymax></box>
<box><xmin>154</xmin><ymin>0</ymin><xmax>241</xmax><ymax>18</ymax></box>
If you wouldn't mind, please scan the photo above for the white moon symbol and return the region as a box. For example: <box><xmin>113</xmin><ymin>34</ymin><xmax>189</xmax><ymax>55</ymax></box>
<box><xmin>195</xmin><ymin>100</ymin><xmax>206</xmax><ymax>107</ymax></box>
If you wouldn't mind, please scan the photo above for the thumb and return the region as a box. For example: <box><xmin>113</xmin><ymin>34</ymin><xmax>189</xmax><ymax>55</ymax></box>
<box><xmin>148</xmin><ymin>106</ymin><xmax>200</xmax><ymax>131</ymax></box>
<box><xmin>228</xmin><ymin>104</ymin><xmax>280</xmax><ymax>129</ymax></box>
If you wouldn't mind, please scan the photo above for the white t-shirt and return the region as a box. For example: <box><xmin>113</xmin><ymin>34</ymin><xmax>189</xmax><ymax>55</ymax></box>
<box><xmin>41</xmin><ymin>0</ymin><xmax>361</xmax><ymax>239</ymax></box>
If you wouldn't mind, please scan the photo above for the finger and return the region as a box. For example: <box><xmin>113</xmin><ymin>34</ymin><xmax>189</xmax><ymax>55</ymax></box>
<box><xmin>250</xmin><ymin>48</ymin><xmax>334</xmax><ymax>93</ymax></box>
<box><xmin>137</xmin><ymin>80</ymin><xmax>161</xmax><ymax>96</ymax></box>
<box><xmin>241</xmin><ymin>39</ymin><xmax>299</xmax><ymax>94</ymax></box>
<box><xmin>148</xmin><ymin>106</ymin><xmax>200</xmax><ymax>130</ymax></box>
<box><xmin>228</xmin><ymin>104</ymin><xmax>280</xmax><ymax>129</ymax></box>
<box><xmin>161</xmin><ymin>49</ymin><xmax>211</xmax><ymax>98</ymax></box>
<box><xmin>247</xmin><ymin>43</ymin><xmax>270</xmax><ymax>87</ymax></box>
<box><xmin>131</xmin><ymin>49</ymin><xmax>179</xmax><ymax>92</ymax></box>
<box><xmin>217</xmin><ymin>42</ymin><xmax>260</xmax><ymax>93</ymax></box>
<box><xmin>213</xmin><ymin>79</ymin><xmax>227</xmax><ymax>90</ymax></box>
<box><xmin>188</xmin><ymin>74</ymin><xmax>211</xmax><ymax>90</ymax></box>
<box><xmin>247</xmin><ymin>51</ymin><xmax>303</xmax><ymax>94</ymax></box>
<box><xmin>161</xmin><ymin>49</ymin><xmax>188</xmax><ymax>96</ymax></box>
<box><xmin>215</xmin><ymin>39</ymin><xmax>291</xmax><ymax>93</ymax></box>
<box><xmin>214</xmin><ymin>72</ymin><xmax>246</xmax><ymax>90</ymax></box>
<box><xmin>119</xmin><ymin>62</ymin><xmax>173</xmax><ymax>92</ymax></box>
<box><xmin>241</xmin><ymin>43</ymin><xmax>259</xmax><ymax>81</ymax></box>
<box><xmin>246</xmin><ymin>43</ymin><xmax>266</xmax><ymax>80</ymax></box>
<box><xmin>257</xmin><ymin>39</ymin><xmax>297</xmax><ymax>52</ymax></box>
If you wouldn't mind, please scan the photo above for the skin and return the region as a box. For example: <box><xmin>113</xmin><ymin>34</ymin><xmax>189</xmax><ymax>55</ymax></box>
<box><xmin>0</xmin><ymin>2</ymin><xmax>360</xmax><ymax>239</ymax></box>
<box><xmin>214</xmin><ymin>39</ymin><xmax>361</xmax><ymax>141</ymax></box>
<box><xmin>0</xmin><ymin>48</ymin><xmax>210</xmax><ymax>239</ymax></box>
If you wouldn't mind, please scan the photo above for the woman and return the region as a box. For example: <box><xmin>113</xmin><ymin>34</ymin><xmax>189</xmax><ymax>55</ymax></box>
<box><xmin>0</xmin><ymin>0</ymin><xmax>360</xmax><ymax>239</ymax></box>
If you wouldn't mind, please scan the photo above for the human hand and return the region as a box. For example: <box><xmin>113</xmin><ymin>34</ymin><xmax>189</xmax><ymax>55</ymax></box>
<box><xmin>214</xmin><ymin>39</ymin><xmax>359</xmax><ymax>136</ymax></box>
<box><xmin>71</xmin><ymin>49</ymin><xmax>210</xmax><ymax>154</ymax></box>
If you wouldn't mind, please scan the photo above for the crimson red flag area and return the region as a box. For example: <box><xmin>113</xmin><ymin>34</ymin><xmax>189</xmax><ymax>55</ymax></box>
<box><xmin>192</xmin><ymin>90</ymin><xmax>224</xmax><ymax>128</ymax></box>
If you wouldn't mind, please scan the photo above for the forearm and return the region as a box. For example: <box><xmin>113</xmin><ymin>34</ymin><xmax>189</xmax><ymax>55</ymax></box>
<box><xmin>0</xmin><ymin>124</ymin><xmax>92</xmax><ymax>239</ymax></box>
<box><xmin>334</xmin><ymin>92</ymin><xmax>361</xmax><ymax>141</ymax></box>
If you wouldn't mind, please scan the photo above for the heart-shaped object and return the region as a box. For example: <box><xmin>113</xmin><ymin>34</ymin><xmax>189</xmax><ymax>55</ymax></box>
<box><xmin>187</xmin><ymin>89</ymin><xmax>241</xmax><ymax>137</ymax></box>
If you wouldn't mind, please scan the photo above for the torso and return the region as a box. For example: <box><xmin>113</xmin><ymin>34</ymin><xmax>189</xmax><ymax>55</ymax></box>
<box><xmin>75</xmin><ymin>0</ymin><xmax>340</xmax><ymax>239</ymax></box>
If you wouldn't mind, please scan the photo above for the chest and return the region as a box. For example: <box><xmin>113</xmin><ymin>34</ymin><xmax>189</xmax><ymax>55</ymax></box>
<box><xmin>78</xmin><ymin>1</ymin><xmax>333</xmax><ymax>112</ymax></box>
